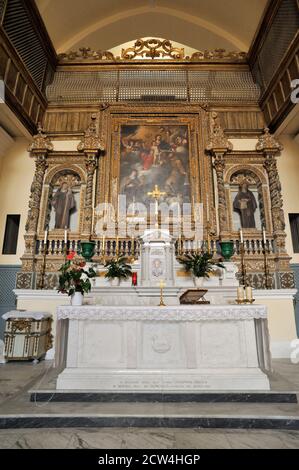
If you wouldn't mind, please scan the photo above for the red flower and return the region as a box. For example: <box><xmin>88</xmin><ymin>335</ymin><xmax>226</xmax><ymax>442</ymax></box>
<box><xmin>67</xmin><ymin>251</ymin><xmax>76</xmax><ymax>260</ymax></box>
<box><xmin>79</xmin><ymin>261</ymin><xmax>86</xmax><ymax>267</ymax></box>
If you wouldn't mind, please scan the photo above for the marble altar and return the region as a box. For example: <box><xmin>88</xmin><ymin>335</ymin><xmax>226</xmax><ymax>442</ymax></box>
<box><xmin>56</xmin><ymin>304</ymin><xmax>270</xmax><ymax>391</ymax></box>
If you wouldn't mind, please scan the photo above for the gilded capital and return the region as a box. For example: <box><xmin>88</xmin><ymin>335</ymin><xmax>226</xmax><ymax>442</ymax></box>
<box><xmin>256</xmin><ymin>128</ymin><xmax>283</xmax><ymax>154</ymax></box>
<box><xmin>28</xmin><ymin>123</ymin><xmax>53</xmax><ymax>153</ymax></box>
<box><xmin>77</xmin><ymin>114</ymin><xmax>104</xmax><ymax>154</ymax></box>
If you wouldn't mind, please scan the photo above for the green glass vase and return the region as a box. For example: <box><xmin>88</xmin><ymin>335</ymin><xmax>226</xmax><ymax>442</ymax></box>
<box><xmin>219</xmin><ymin>241</ymin><xmax>234</xmax><ymax>261</ymax></box>
<box><xmin>79</xmin><ymin>240</ymin><xmax>96</xmax><ymax>262</ymax></box>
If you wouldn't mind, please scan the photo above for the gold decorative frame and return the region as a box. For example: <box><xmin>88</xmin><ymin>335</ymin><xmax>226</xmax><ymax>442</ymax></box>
<box><xmin>223</xmin><ymin>155</ymin><xmax>272</xmax><ymax>238</ymax></box>
<box><xmin>38</xmin><ymin>156</ymin><xmax>87</xmax><ymax>240</ymax></box>
<box><xmin>96</xmin><ymin>103</ymin><xmax>213</xmax><ymax>231</ymax></box>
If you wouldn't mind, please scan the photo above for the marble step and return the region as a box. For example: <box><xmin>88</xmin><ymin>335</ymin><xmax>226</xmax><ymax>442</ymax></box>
<box><xmin>29</xmin><ymin>391</ymin><xmax>298</xmax><ymax>404</ymax></box>
<box><xmin>1</xmin><ymin>400</ymin><xmax>299</xmax><ymax>429</ymax></box>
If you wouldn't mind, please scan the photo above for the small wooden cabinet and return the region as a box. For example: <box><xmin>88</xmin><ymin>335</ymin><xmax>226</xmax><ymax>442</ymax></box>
<box><xmin>2</xmin><ymin>311</ymin><xmax>53</xmax><ymax>361</ymax></box>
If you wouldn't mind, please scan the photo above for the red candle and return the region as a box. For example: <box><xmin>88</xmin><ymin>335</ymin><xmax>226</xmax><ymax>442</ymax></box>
<box><xmin>132</xmin><ymin>272</ymin><xmax>137</xmax><ymax>286</ymax></box>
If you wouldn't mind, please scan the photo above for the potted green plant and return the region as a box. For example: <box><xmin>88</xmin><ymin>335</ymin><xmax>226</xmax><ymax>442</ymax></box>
<box><xmin>58</xmin><ymin>251</ymin><xmax>96</xmax><ymax>305</ymax></box>
<box><xmin>104</xmin><ymin>256</ymin><xmax>132</xmax><ymax>286</ymax></box>
<box><xmin>178</xmin><ymin>252</ymin><xmax>225</xmax><ymax>287</ymax></box>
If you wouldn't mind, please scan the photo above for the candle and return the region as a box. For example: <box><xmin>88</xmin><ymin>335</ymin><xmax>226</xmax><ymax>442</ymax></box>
<box><xmin>116</xmin><ymin>235</ymin><xmax>119</xmax><ymax>255</ymax></box>
<box><xmin>132</xmin><ymin>196</ymin><xmax>135</xmax><ymax>214</ymax></box>
<box><xmin>132</xmin><ymin>272</ymin><xmax>137</xmax><ymax>286</ymax></box>
<box><xmin>262</xmin><ymin>227</ymin><xmax>267</xmax><ymax>245</ymax></box>
<box><xmin>245</xmin><ymin>286</ymin><xmax>253</xmax><ymax>301</ymax></box>
<box><xmin>237</xmin><ymin>286</ymin><xmax>244</xmax><ymax>301</ymax></box>
<box><xmin>64</xmin><ymin>229</ymin><xmax>67</xmax><ymax>244</ymax></box>
<box><xmin>239</xmin><ymin>228</ymin><xmax>244</xmax><ymax>244</ymax></box>
<box><xmin>44</xmin><ymin>230</ymin><xmax>48</xmax><ymax>244</ymax></box>
<box><xmin>102</xmin><ymin>234</ymin><xmax>105</xmax><ymax>252</ymax></box>
<box><xmin>159</xmin><ymin>279</ymin><xmax>166</xmax><ymax>289</ymax></box>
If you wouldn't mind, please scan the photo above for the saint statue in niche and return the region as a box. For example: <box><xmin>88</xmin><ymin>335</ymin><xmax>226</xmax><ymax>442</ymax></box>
<box><xmin>52</xmin><ymin>181</ymin><xmax>76</xmax><ymax>229</ymax></box>
<box><xmin>233</xmin><ymin>182</ymin><xmax>257</xmax><ymax>229</ymax></box>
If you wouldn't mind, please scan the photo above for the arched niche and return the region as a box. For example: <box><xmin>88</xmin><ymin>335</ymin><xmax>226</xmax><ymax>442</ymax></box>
<box><xmin>45</xmin><ymin>169</ymin><xmax>83</xmax><ymax>233</ymax></box>
<box><xmin>227</xmin><ymin>169</ymin><xmax>266</xmax><ymax>232</ymax></box>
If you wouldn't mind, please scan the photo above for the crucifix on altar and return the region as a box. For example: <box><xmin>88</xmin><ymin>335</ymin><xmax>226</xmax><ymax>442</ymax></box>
<box><xmin>147</xmin><ymin>184</ymin><xmax>166</xmax><ymax>228</ymax></box>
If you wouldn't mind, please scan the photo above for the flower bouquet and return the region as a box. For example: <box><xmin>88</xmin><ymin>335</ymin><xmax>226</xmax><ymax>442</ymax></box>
<box><xmin>58</xmin><ymin>251</ymin><xmax>96</xmax><ymax>305</ymax></box>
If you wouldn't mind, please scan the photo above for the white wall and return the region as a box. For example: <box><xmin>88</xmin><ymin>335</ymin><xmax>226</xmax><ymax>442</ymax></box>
<box><xmin>0</xmin><ymin>138</ymin><xmax>33</xmax><ymax>265</ymax></box>
<box><xmin>277</xmin><ymin>134</ymin><xmax>299</xmax><ymax>263</ymax></box>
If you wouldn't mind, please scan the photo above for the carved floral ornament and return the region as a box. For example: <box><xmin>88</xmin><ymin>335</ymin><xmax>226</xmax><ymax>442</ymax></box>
<box><xmin>256</xmin><ymin>128</ymin><xmax>283</xmax><ymax>154</ymax></box>
<box><xmin>231</xmin><ymin>173</ymin><xmax>257</xmax><ymax>186</ymax></box>
<box><xmin>58</xmin><ymin>39</ymin><xmax>247</xmax><ymax>63</ymax></box>
<box><xmin>53</xmin><ymin>173</ymin><xmax>81</xmax><ymax>188</ymax></box>
<box><xmin>28</xmin><ymin>123</ymin><xmax>53</xmax><ymax>153</ymax></box>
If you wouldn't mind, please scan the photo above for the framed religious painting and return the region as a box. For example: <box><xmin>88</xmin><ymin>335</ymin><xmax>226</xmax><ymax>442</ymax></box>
<box><xmin>97</xmin><ymin>103</ymin><xmax>212</xmax><ymax>230</ymax></box>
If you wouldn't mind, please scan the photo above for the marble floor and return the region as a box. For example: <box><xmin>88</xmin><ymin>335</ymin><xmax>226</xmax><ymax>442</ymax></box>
<box><xmin>0</xmin><ymin>359</ymin><xmax>298</xmax><ymax>448</ymax></box>
<box><xmin>0</xmin><ymin>427</ymin><xmax>298</xmax><ymax>449</ymax></box>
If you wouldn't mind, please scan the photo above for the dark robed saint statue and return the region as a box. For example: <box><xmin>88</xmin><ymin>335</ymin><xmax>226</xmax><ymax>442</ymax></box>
<box><xmin>52</xmin><ymin>182</ymin><xmax>76</xmax><ymax>229</ymax></box>
<box><xmin>233</xmin><ymin>182</ymin><xmax>257</xmax><ymax>229</ymax></box>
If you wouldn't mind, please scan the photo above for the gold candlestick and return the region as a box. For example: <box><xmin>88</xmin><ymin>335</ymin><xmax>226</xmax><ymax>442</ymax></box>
<box><xmin>262</xmin><ymin>238</ymin><xmax>272</xmax><ymax>289</ymax></box>
<box><xmin>37</xmin><ymin>241</ymin><xmax>48</xmax><ymax>290</ymax></box>
<box><xmin>239</xmin><ymin>240</ymin><xmax>248</xmax><ymax>287</ymax></box>
<box><xmin>159</xmin><ymin>279</ymin><xmax>166</xmax><ymax>307</ymax></box>
<box><xmin>115</xmin><ymin>235</ymin><xmax>119</xmax><ymax>257</ymax></box>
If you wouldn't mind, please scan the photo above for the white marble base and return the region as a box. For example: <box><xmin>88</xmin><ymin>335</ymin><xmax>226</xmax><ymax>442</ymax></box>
<box><xmin>56</xmin><ymin>368</ymin><xmax>268</xmax><ymax>391</ymax></box>
<box><xmin>0</xmin><ymin>340</ymin><xmax>6</xmax><ymax>364</ymax></box>
<box><xmin>56</xmin><ymin>305</ymin><xmax>270</xmax><ymax>391</ymax></box>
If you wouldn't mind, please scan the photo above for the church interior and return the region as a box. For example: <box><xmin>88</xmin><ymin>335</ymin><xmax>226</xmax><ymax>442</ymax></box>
<box><xmin>0</xmin><ymin>0</ymin><xmax>299</xmax><ymax>450</ymax></box>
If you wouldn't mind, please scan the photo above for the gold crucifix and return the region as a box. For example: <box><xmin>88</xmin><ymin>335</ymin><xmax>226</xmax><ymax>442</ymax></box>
<box><xmin>147</xmin><ymin>185</ymin><xmax>166</xmax><ymax>227</ymax></box>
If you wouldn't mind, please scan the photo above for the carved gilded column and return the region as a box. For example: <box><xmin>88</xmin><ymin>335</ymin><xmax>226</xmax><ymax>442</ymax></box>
<box><xmin>206</xmin><ymin>113</ymin><xmax>233</xmax><ymax>236</ymax></box>
<box><xmin>78</xmin><ymin>114</ymin><xmax>104</xmax><ymax>238</ymax></box>
<box><xmin>213</xmin><ymin>153</ymin><xmax>227</xmax><ymax>233</ymax></box>
<box><xmin>256</xmin><ymin>128</ymin><xmax>285</xmax><ymax>251</ymax></box>
<box><xmin>25</xmin><ymin>125</ymin><xmax>53</xmax><ymax>253</ymax></box>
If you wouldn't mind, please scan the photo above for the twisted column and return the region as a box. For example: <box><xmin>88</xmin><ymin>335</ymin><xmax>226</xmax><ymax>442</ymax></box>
<box><xmin>213</xmin><ymin>153</ymin><xmax>227</xmax><ymax>233</ymax></box>
<box><xmin>82</xmin><ymin>154</ymin><xmax>97</xmax><ymax>236</ymax></box>
<box><xmin>77</xmin><ymin>114</ymin><xmax>104</xmax><ymax>239</ymax></box>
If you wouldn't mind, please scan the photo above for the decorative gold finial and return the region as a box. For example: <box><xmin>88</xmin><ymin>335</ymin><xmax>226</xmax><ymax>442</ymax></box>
<box><xmin>256</xmin><ymin>128</ymin><xmax>283</xmax><ymax>153</ymax></box>
<box><xmin>206</xmin><ymin>113</ymin><xmax>233</xmax><ymax>153</ymax></box>
<box><xmin>77</xmin><ymin>114</ymin><xmax>104</xmax><ymax>153</ymax></box>
<box><xmin>28</xmin><ymin>123</ymin><xmax>53</xmax><ymax>153</ymax></box>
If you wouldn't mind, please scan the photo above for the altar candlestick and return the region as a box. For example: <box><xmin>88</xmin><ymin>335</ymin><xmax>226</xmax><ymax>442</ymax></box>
<box><xmin>207</xmin><ymin>233</ymin><xmax>211</xmax><ymax>254</ymax></box>
<box><xmin>159</xmin><ymin>279</ymin><xmax>166</xmax><ymax>307</ymax></box>
<box><xmin>239</xmin><ymin>228</ymin><xmax>244</xmax><ymax>244</ymax></box>
<box><xmin>206</xmin><ymin>194</ymin><xmax>209</xmax><ymax>222</ymax></box>
<box><xmin>116</xmin><ymin>235</ymin><xmax>119</xmax><ymax>256</ymax></box>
